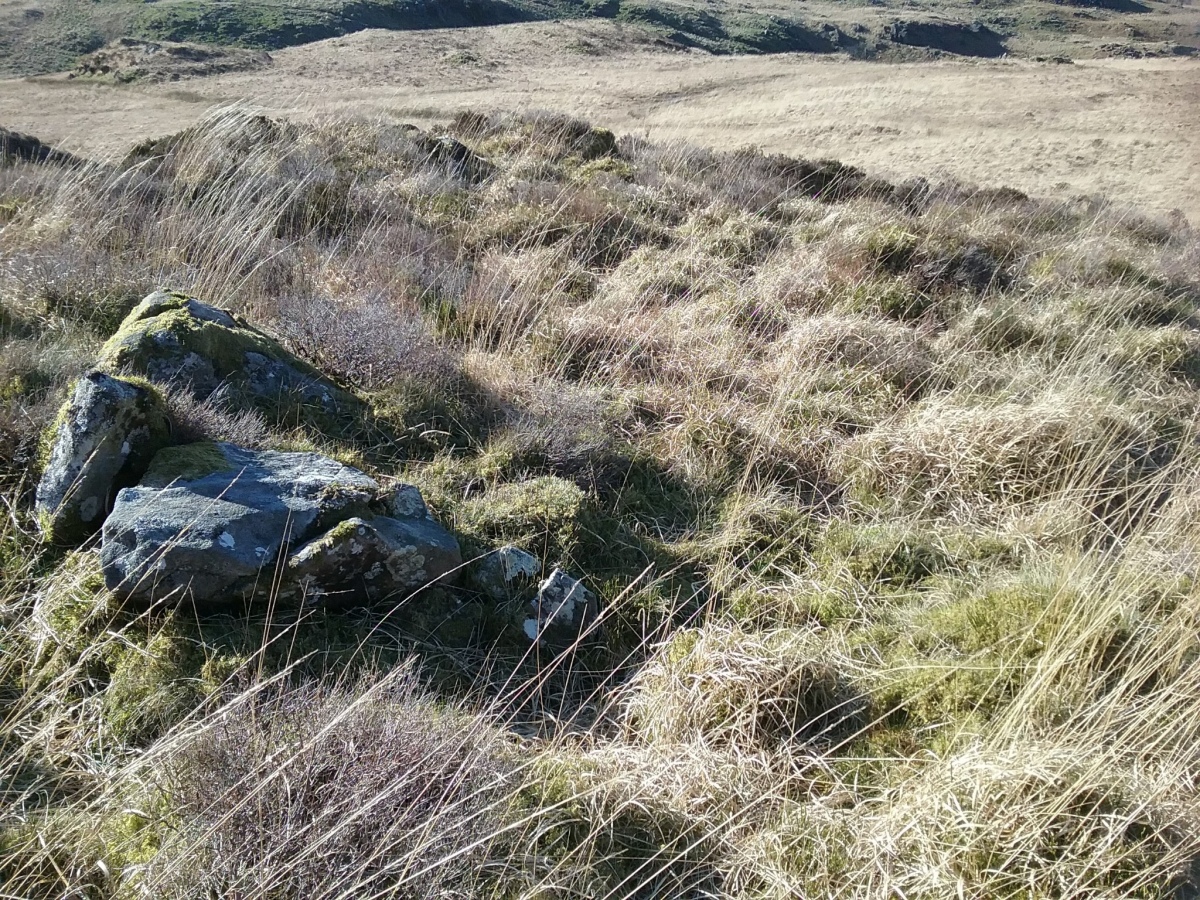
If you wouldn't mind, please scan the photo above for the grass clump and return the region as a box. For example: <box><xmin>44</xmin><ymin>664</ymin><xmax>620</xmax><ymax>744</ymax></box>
<box><xmin>134</xmin><ymin>669</ymin><xmax>521</xmax><ymax>899</ymax></box>
<box><xmin>455</xmin><ymin>475</ymin><xmax>587</xmax><ymax>565</ymax></box>
<box><xmin>622</xmin><ymin>625</ymin><xmax>865</xmax><ymax>751</ymax></box>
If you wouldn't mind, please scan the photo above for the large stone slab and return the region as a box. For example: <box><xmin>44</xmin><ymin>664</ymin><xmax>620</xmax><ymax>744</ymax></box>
<box><xmin>36</xmin><ymin>372</ymin><xmax>172</xmax><ymax>546</ymax></box>
<box><xmin>100</xmin><ymin>442</ymin><xmax>378</xmax><ymax>605</ymax></box>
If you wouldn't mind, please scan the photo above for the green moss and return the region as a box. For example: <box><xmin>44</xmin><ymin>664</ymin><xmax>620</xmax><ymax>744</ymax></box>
<box><xmin>0</xmin><ymin>198</ymin><xmax>22</xmax><ymax>224</ymax></box>
<box><xmin>817</xmin><ymin>522</ymin><xmax>954</xmax><ymax>590</ymax></box>
<box><xmin>100</xmin><ymin>305</ymin><xmax>257</xmax><ymax>375</ymax></box>
<box><xmin>865</xmin><ymin>225</ymin><xmax>920</xmax><ymax>275</ymax></box>
<box><xmin>916</xmin><ymin>577</ymin><xmax>1063</xmax><ymax>656</ymax></box>
<box><xmin>36</xmin><ymin>391</ymin><xmax>71</xmax><ymax>473</ymax></box>
<box><xmin>100</xmin><ymin>793</ymin><xmax>177</xmax><ymax>874</ymax></box>
<box><xmin>455</xmin><ymin>476</ymin><xmax>586</xmax><ymax>564</ymax></box>
<box><xmin>568</xmin><ymin>155</ymin><xmax>635</xmax><ymax>183</ymax></box>
<box><xmin>23</xmin><ymin>551</ymin><xmax>118</xmax><ymax>688</ymax></box>
<box><xmin>103</xmin><ymin>626</ymin><xmax>208</xmax><ymax>745</ymax></box>
<box><xmin>869</xmin><ymin>573</ymin><xmax>1068</xmax><ymax>730</ymax></box>
<box><xmin>846</xmin><ymin>278</ymin><xmax>936</xmax><ymax>323</ymax></box>
<box><xmin>0</xmin><ymin>369</ymin><xmax>53</xmax><ymax>403</ymax></box>
<box><xmin>141</xmin><ymin>441</ymin><xmax>233</xmax><ymax>486</ymax></box>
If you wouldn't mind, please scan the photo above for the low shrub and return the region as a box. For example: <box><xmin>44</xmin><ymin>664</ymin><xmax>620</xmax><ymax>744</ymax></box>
<box><xmin>137</xmin><ymin>671</ymin><xmax>520</xmax><ymax>899</ymax></box>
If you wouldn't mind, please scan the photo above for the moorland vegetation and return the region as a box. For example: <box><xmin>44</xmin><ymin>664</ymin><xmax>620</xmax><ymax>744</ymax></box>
<box><xmin>1</xmin><ymin>106</ymin><xmax>1199</xmax><ymax>898</ymax></box>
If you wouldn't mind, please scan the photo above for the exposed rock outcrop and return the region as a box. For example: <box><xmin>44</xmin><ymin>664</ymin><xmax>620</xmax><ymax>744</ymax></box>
<box><xmin>0</xmin><ymin>126</ymin><xmax>79</xmax><ymax>166</ymax></box>
<box><xmin>96</xmin><ymin>291</ymin><xmax>364</xmax><ymax>425</ymax></box>
<box><xmin>35</xmin><ymin>289</ymin><xmax>599</xmax><ymax>647</ymax></box>
<box><xmin>885</xmin><ymin>20</ymin><xmax>1007</xmax><ymax>58</ymax></box>
<box><xmin>413</xmin><ymin>134</ymin><xmax>494</xmax><ymax>183</ymax></box>
<box><xmin>73</xmin><ymin>38</ymin><xmax>272</xmax><ymax>83</ymax></box>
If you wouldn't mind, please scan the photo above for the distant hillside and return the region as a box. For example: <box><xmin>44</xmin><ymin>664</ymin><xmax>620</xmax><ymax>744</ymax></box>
<box><xmin>4</xmin><ymin>0</ymin><xmax>1195</xmax><ymax>78</ymax></box>
<box><xmin>0</xmin><ymin>0</ymin><xmax>1196</xmax><ymax>76</ymax></box>
<box><xmin>0</xmin><ymin>0</ymin><xmax>845</xmax><ymax>76</ymax></box>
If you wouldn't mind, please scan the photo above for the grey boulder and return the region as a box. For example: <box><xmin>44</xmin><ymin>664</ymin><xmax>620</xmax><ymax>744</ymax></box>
<box><xmin>101</xmin><ymin>442</ymin><xmax>379</xmax><ymax>605</ymax></box>
<box><xmin>471</xmin><ymin>545</ymin><xmax>540</xmax><ymax>600</ymax></box>
<box><xmin>95</xmin><ymin>290</ymin><xmax>363</xmax><ymax>420</ymax></box>
<box><xmin>36</xmin><ymin>372</ymin><xmax>172</xmax><ymax>546</ymax></box>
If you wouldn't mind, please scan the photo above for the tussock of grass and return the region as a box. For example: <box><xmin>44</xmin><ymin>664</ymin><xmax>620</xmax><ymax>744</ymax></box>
<box><xmin>1</xmin><ymin>105</ymin><xmax>1199</xmax><ymax>898</ymax></box>
<box><xmin>622</xmin><ymin>624</ymin><xmax>865</xmax><ymax>750</ymax></box>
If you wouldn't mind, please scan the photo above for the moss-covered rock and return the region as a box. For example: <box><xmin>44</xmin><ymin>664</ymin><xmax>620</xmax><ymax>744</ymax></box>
<box><xmin>35</xmin><ymin>371</ymin><xmax>172</xmax><ymax>546</ymax></box>
<box><xmin>96</xmin><ymin>290</ymin><xmax>366</xmax><ymax>432</ymax></box>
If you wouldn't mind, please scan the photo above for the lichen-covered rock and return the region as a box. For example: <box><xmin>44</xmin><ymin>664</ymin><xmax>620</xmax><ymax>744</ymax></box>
<box><xmin>471</xmin><ymin>545</ymin><xmax>540</xmax><ymax>600</ymax></box>
<box><xmin>101</xmin><ymin>442</ymin><xmax>379</xmax><ymax>606</ymax></box>
<box><xmin>382</xmin><ymin>483</ymin><xmax>432</xmax><ymax>520</ymax></box>
<box><xmin>522</xmin><ymin>568</ymin><xmax>600</xmax><ymax>649</ymax></box>
<box><xmin>36</xmin><ymin>372</ymin><xmax>172</xmax><ymax>545</ymax></box>
<box><xmin>285</xmin><ymin>514</ymin><xmax>462</xmax><ymax>606</ymax></box>
<box><xmin>96</xmin><ymin>291</ymin><xmax>363</xmax><ymax>424</ymax></box>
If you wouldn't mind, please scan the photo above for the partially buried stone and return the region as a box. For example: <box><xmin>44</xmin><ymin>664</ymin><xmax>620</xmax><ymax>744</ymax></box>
<box><xmin>523</xmin><ymin>568</ymin><xmax>599</xmax><ymax>649</ymax></box>
<box><xmin>285</xmin><ymin>514</ymin><xmax>462</xmax><ymax>606</ymax></box>
<box><xmin>100</xmin><ymin>442</ymin><xmax>379</xmax><ymax>605</ymax></box>
<box><xmin>471</xmin><ymin>545</ymin><xmax>540</xmax><ymax>600</ymax></box>
<box><xmin>36</xmin><ymin>372</ymin><xmax>172</xmax><ymax>546</ymax></box>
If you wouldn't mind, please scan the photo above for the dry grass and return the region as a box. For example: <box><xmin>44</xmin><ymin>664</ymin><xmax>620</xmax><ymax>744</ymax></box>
<box><xmin>1</xmin><ymin>105</ymin><xmax>1200</xmax><ymax>899</ymax></box>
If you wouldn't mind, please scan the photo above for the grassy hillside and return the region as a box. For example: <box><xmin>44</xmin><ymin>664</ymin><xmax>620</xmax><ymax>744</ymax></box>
<box><xmin>1</xmin><ymin>107</ymin><xmax>1199</xmax><ymax>897</ymax></box>
<box><xmin>0</xmin><ymin>0</ymin><xmax>843</xmax><ymax>76</ymax></box>
<box><xmin>2</xmin><ymin>0</ymin><xmax>1196</xmax><ymax>76</ymax></box>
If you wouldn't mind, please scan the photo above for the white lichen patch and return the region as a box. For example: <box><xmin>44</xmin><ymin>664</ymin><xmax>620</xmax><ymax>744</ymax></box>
<box><xmin>385</xmin><ymin>545</ymin><xmax>428</xmax><ymax>587</ymax></box>
<box><xmin>79</xmin><ymin>495</ymin><xmax>101</xmax><ymax>523</ymax></box>
<box><xmin>218</xmin><ymin>531</ymin><xmax>236</xmax><ymax>550</ymax></box>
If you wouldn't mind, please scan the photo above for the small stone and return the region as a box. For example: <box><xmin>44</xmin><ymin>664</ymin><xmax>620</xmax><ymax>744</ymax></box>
<box><xmin>472</xmin><ymin>545</ymin><xmax>540</xmax><ymax>600</ymax></box>
<box><xmin>383</xmin><ymin>483</ymin><xmax>431</xmax><ymax>520</ymax></box>
<box><xmin>524</xmin><ymin>568</ymin><xmax>599</xmax><ymax>649</ymax></box>
<box><xmin>286</xmin><ymin>514</ymin><xmax>462</xmax><ymax>607</ymax></box>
